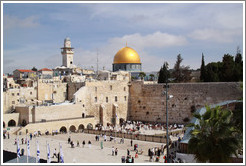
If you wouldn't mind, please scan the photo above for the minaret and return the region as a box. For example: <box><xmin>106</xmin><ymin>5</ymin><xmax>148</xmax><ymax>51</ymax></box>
<box><xmin>61</xmin><ymin>37</ymin><xmax>74</xmax><ymax>68</ymax></box>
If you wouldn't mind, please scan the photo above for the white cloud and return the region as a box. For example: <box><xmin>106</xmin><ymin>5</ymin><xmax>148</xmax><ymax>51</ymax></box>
<box><xmin>71</xmin><ymin>32</ymin><xmax>187</xmax><ymax>72</ymax></box>
<box><xmin>3</xmin><ymin>15</ymin><xmax>39</xmax><ymax>30</ymax></box>
<box><xmin>188</xmin><ymin>28</ymin><xmax>242</xmax><ymax>43</ymax></box>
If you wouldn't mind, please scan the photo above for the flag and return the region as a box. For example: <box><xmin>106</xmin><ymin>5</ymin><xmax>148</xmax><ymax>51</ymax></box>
<box><xmin>47</xmin><ymin>143</ymin><xmax>51</xmax><ymax>163</ymax></box>
<box><xmin>36</xmin><ymin>140</ymin><xmax>40</xmax><ymax>163</ymax></box>
<box><xmin>17</xmin><ymin>138</ymin><xmax>21</xmax><ymax>158</ymax></box>
<box><xmin>116</xmin><ymin>113</ymin><xmax>119</xmax><ymax>120</ymax></box>
<box><xmin>27</xmin><ymin>139</ymin><xmax>30</xmax><ymax>157</ymax></box>
<box><xmin>59</xmin><ymin>144</ymin><xmax>64</xmax><ymax>163</ymax></box>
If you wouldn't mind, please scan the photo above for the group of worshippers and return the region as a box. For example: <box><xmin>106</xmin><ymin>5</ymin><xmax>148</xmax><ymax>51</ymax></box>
<box><xmin>148</xmin><ymin>146</ymin><xmax>165</xmax><ymax>162</ymax></box>
<box><xmin>67</xmin><ymin>136</ymin><xmax>91</xmax><ymax>148</ymax></box>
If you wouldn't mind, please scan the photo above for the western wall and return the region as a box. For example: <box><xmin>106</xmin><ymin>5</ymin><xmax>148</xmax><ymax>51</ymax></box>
<box><xmin>128</xmin><ymin>81</ymin><xmax>242</xmax><ymax>124</ymax></box>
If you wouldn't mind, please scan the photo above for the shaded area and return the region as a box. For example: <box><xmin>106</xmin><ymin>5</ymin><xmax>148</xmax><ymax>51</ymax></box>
<box><xmin>3</xmin><ymin>150</ymin><xmax>51</xmax><ymax>163</ymax></box>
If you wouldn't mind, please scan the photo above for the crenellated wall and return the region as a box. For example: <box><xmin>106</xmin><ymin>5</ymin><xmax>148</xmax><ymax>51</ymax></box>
<box><xmin>129</xmin><ymin>81</ymin><xmax>242</xmax><ymax>124</ymax></box>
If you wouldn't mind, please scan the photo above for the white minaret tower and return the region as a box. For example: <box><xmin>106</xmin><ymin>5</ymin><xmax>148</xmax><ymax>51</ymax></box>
<box><xmin>61</xmin><ymin>37</ymin><xmax>74</xmax><ymax>68</ymax></box>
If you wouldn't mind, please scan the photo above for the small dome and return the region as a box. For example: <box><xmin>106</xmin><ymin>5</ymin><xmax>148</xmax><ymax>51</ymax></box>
<box><xmin>65</xmin><ymin>37</ymin><xmax>70</xmax><ymax>41</ymax></box>
<box><xmin>113</xmin><ymin>47</ymin><xmax>141</xmax><ymax>64</ymax></box>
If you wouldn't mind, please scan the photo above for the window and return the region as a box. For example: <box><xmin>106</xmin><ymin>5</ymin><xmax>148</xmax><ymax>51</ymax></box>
<box><xmin>30</xmin><ymin>92</ymin><xmax>32</xmax><ymax>95</ymax></box>
<box><xmin>95</xmin><ymin>87</ymin><xmax>97</xmax><ymax>92</ymax></box>
<box><xmin>95</xmin><ymin>97</ymin><xmax>97</xmax><ymax>102</ymax></box>
<box><xmin>12</xmin><ymin>93</ymin><xmax>14</xmax><ymax>96</ymax></box>
<box><xmin>124</xmin><ymin>96</ymin><xmax>127</xmax><ymax>101</ymax></box>
<box><xmin>106</xmin><ymin>97</ymin><xmax>108</xmax><ymax>103</ymax></box>
<box><xmin>124</xmin><ymin>87</ymin><xmax>126</xmax><ymax>91</ymax></box>
<box><xmin>17</xmin><ymin>93</ymin><xmax>19</xmax><ymax>96</ymax></box>
<box><xmin>115</xmin><ymin>96</ymin><xmax>117</xmax><ymax>102</ymax></box>
<box><xmin>110</xmin><ymin>85</ymin><xmax>112</xmax><ymax>90</ymax></box>
<box><xmin>12</xmin><ymin>101</ymin><xmax>15</xmax><ymax>104</ymax></box>
<box><xmin>70</xmin><ymin>61</ymin><xmax>72</xmax><ymax>64</ymax></box>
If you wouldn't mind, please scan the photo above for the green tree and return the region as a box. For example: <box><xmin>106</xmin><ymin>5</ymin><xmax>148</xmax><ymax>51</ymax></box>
<box><xmin>221</xmin><ymin>54</ymin><xmax>234</xmax><ymax>82</ymax></box>
<box><xmin>32</xmin><ymin>67</ymin><xmax>38</xmax><ymax>71</ymax></box>
<box><xmin>149</xmin><ymin>74</ymin><xmax>155</xmax><ymax>81</ymax></box>
<box><xmin>138</xmin><ymin>72</ymin><xmax>146</xmax><ymax>80</ymax></box>
<box><xmin>204</xmin><ymin>62</ymin><xmax>220</xmax><ymax>82</ymax></box>
<box><xmin>233</xmin><ymin>48</ymin><xmax>243</xmax><ymax>81</ymax></box>
<box><xmin>188</xmin><ymin>106</ymin><xmax>240</xmax><ymax>162</ymax></box>
<box><xmin>200</xmin><ymin>53</ymin><xmax>206</xmax><ymax>82</ymax></box>
<box><xmin>158</xmin><ymin>62</ymin><xmax>170</xmax><ymax>83</ymax></box>
<box><xmin>172</xmin><ymin>54</ymin><xmax>191</xmax><ymax>82</ymax></box>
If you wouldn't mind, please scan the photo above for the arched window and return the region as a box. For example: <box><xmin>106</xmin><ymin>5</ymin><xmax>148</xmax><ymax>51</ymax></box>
<box><xmin>8</xmin><ymin>119</ymin><xmax>16</xmax><ymax>127</ymax></box>
<box><xmin>69</xmin><ymin>125</ymin><xmax>76</xmax><ymax>132</ymax></box>
<box><xmin>60</xmin><ymin>126</ymin><xmax>67</xmax><ymax>133</ymax></box>
<box><xmin>21</xmin><ymin>120</ymin><xmax>27</xmax><ymax>127</ymax></box>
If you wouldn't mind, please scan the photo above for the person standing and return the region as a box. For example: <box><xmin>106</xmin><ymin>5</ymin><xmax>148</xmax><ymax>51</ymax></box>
<box><xmin>127</xmin><ymin>149</ymin><xmax>130</xmax><ymax>156</ymax></box>
<box><xmin>82</xmin><ymin>140</ymin><xmax>85</xmax><ymax>148</ymax></box>
<box><xmin>53</xmin><ymin>148</ymin><xmax>57</xmax><ymax>158</ymax></box>
<box><xmin>132</xmin><ymin>157</ymin><xmax>134</xmax><ymax>163</ymax></box>
<box><xmin>100</xmin><ymin>141</ymin><xmax>103</xmax><ymax>149</ymax></box>
<box><xmin>88</xmin><ymin>140</ymin><xmax>91</xmax><ymax>148</ymax></box>
<box><xmin>130</xmin><ymin>139</ymin><xmax>133</xmax><ymax>146</ymax></box>
<box><xmin>112</xmin><ymin>146</ymin><xmax>115</xmax><ymax>156</ymax></box>
<box><xmin>77</xmin><ymin>140</ymin><xmax>79</xmax><ymax>147</ymax></box>
<box><xmin>115</xmin><ymin>148</ymin><xmax>118</xmax><ymax>156</ymax></box>
<box><xmin>68</xmin><ymin>136</ymin><xmax>71</xmax><ymax>144</ymax></box>
<box><xmin>7</xmin><ymin>132</ymin><xmax>10</xmax><ymax>139</ymax></box>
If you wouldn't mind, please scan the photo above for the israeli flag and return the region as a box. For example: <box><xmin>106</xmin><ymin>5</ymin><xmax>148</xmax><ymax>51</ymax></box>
<box><xmin>47</xmin><ymin>143</ymin><xmax>51</xmax><ymax>163</ymax></box>
<box><xmin>60</xmin><ymin>144</ymin><xmax>64</xmax><ymax>163</ymax></box>
<box><xmin>36</xmin><ymin>140</ymin><xmax>40</xmax><ymax>163</ymax></box>
<box><xmin>27</xmin><ymin>139</ymin><xmax>30</xmax><ymax>157</ymax></box>
<box><xmin>17</xmin><ymin>138</ymin><xmax>21</xmax><ymax>158</ymax></box>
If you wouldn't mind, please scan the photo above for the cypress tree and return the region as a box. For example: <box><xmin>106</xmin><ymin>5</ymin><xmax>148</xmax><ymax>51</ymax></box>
<box><xmin>200</xmin><ymin>53</ymin><xmax>206</xmax><ymax>82</ymax></box>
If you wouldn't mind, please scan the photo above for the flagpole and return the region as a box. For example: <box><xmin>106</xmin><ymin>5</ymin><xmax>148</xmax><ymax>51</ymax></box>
<box><xmin>35</xmin><ymin>139</ymin><xmax>37</xmax><ymax>163</ymax></box>
<box><xmin>46</xmin><ymin>141</ymin><xmax>48</xmax><ymax>163</ymax></box>
<box><xmin>26</xmin><ymin>135</ymin><xmax>28</xmax><ymax>163</ymax></box>
<box><xmin>59</xmin><ymin>143</ymin><xmax>60</xmax><ymax>163</ymax></box>
<box><xmin>16</xmin><ymin>136</ymin><xmax>18</xmax><ymax>163</ymax></box>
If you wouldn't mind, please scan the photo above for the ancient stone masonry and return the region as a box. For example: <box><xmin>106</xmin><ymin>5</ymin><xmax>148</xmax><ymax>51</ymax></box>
<box><xmin>129</xmin><ymin>81</ymin><xmax>242</xmax><ymax>124</ymax></box>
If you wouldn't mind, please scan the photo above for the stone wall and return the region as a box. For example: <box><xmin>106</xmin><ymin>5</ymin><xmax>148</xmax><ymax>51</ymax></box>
<box><xmin>37</xmin><ymin>79</ymin><xmax>67</xmax><ymax>103</ymax></box>
<box><xmin>18</xmin><ymin>117</ymin><xmax>96</xmax><ymax>134</ymax></box>
<box><xmin>74</xmin><ymin>80</ymin><xmax>129</xmax><ymax>126</ymax></box>
<box><xmin>129</xmin><ymin>81</ymin><xmax>242</xmax><ymax>124</ymax></box>
<box><xmin>67</xmin><ymin>82</ymin><xmax>85</xmax><ymax>101</ymax></box>
<box><xmin>3</xmin><ymin>87</ymin><xmax>36</xmax><ymax>113</ymax></box>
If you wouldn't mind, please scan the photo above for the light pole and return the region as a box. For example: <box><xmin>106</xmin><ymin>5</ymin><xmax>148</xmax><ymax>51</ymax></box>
<box><xmin>163</xmin><ymin>78</ymin><xmax>173</xmax><ymax>163</ymax></box>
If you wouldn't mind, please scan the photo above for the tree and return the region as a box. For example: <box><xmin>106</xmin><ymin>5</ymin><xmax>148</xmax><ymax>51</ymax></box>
<box><xmin>221</xmin><ymin>54</ymin><xmax>234</xmax><ymax>82</ymax></box>
<box><xmin>172</xmin><ymin>54</ymin><xmax>191</xmax><ymax>82</ymax></box>
<box><xmin>149</xmin><ymin>74</ymin><xmax>155</xmax><ymax>81</ymax></box>
<box><xmin>158</xmin><ymin>62</ymin><xmax>170</xmax><ymax>83</ymax></box>
<box><xmin>200</xmin><ymin>53</ymin><xmax>206</xmax><ymax>81</ymax></box>
<box><xmin>233</xmin><ymin>47</ymin><xmax>243</xmax><ymax>81</ymax></box>
<box><xmin>188</xmin><ymin>106</ymin><xmax>240</xmax><ymax>162</ymax></box>
<box><xmin>138</xmin><ymin>72</ymin><xmax>146</xmax><ymax>80</ymax></box>
<box><xmin>32</xmin><ymin>67</ymin><xmax>38</xmax><ymax>71</ymax></box>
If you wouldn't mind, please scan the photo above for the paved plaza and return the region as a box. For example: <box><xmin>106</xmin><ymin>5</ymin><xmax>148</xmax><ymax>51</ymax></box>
<box><xmin>3</xmin><ymin>131</ymin><xmax>182</xmax><ymax>163</ymax></box>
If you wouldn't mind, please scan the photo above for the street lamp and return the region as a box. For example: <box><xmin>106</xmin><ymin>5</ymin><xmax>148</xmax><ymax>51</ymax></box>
<box><xmin>163</xmin><ymin>79</ymin><xmax>173</xmax><ymax>163</ymax></box>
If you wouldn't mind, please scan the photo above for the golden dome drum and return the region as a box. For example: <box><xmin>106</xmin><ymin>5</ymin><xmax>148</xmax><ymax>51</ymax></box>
<box><xmin>113</xmin><ymin>47</ymin><xmax>141</xmax><ymax>64</ymax></box>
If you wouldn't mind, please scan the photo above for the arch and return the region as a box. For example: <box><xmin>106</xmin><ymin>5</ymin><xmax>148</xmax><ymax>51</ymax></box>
<box><xmin>69</xmin><ymin>125</ymin><xmax>76</xmax><ymax>132</ymax></box>
<box><xmin>8</xmin><ymin>119</ymin><xmax>16</xmax><ymax>127</ymax></box>
<box><xmin>3</xmin><ymin>121</ymin><xmax>5</xmax><ymax>128</ymax></box>
<box><xmin>78</xmin><ymin>124</ymin><xmax>85</xmax><ymax>131</ymax></box>
<box><xmin>21</xmin><ymin>120</ymin><xmax>27</xmax><ymax>127</ymax></box>
<box><xmin>87</xmin><ymin>123</ymin><xmax>93</xmax><ymax>130</ymax></box>
<box><xmin>82</xmin><ymin>113</ymin><xmax>85</xmax><ymax>118</ymax></box>
<box><xmin>60</xmin><ymin>126</ymin><xmax>67</xmax><ymax>133</ymax></box>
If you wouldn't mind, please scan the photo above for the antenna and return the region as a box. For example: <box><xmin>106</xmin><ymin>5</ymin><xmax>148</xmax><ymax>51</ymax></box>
<box><xmin>126</xmin><ymin>41</ymin><xmax>127</xmax><ymax>47</ymax></box>
<box><xmin>97</xmin><ymin>49</ymin><xmax>99</xmax><ymax>76</ymax></box>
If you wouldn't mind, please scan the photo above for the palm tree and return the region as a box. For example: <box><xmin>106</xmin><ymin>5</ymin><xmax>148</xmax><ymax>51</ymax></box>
<box><xmin>187</xmin><ymin>106</ymin><xmax>240</xmax><ymax>163</ymax></box>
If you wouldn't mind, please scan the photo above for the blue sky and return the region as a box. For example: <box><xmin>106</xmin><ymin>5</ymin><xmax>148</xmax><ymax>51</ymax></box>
<box><xmin>2</xmin><ymin>2</ymin><xmax>244</xmax><ymax>74</ymax></box>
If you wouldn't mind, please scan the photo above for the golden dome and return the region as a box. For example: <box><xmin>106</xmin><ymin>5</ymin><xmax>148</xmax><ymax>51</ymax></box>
<box><xmin>113</xmin><ymin>47</ymin><xmax>141</xmax><ymax>64</ymax></box>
